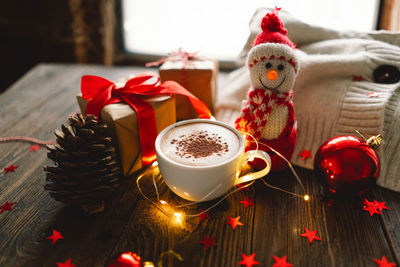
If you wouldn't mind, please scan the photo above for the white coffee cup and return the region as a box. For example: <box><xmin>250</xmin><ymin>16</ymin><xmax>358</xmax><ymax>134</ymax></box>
<box><xmin>155</xmin><ymin>119</ymin><xmax>271</xmax><ymax>202</ymax></box>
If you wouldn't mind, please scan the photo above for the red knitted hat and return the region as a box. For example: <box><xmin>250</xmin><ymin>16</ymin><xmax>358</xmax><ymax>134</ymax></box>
<box><xmin>253</xmin><ymin>11</ymin><xmax>295</xmax><ymax>49</ymax></box>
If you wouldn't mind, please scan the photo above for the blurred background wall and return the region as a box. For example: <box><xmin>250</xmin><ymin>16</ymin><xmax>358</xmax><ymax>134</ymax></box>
<box><xmin>0</xmin><ymin>0</ymin><xmax>117</xmax><ymax>92</ymax></box>
<box><xmin>0</xmin><ymin>0</ymin><xmax>398</xmax><ymax>92</ymax></box>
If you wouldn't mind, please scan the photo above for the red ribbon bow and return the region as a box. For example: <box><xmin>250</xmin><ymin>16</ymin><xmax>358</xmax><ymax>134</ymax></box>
<box><xmin>81</xmin><ymin>72</ymin><xmax>212</xmax><ymax>166</ymax></box>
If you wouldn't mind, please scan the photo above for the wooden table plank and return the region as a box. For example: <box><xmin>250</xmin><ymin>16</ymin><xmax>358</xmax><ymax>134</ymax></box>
<box><xmin>0</xmin><ymin>64</ymin><xmax>150</xmax><ymax>266</ymax></box>
<box><xmin>0</xmin><ymin>63</ymin><xmax>399</xmax><ymax>267</ymax></box>
<box><xmin>253</xmin><ymin>169</ymin><xmax>397</xmax><ymax>267</ymax></box>
<box><xmin>374</xmin><ymin>187</ymin><xmax>400</xmax><ymax>262</ymax></box>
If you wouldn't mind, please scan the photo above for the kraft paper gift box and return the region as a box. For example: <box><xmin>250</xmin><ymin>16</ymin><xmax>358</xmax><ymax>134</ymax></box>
<box><xmin>159</xmin><ymin>59</ymin><xmax>218</xmax><ymax>120</ymax></box>
<box><xmin>77</xmin><ymin>94</ymin><xmax>176</xmax><ymax>177</ymax></box>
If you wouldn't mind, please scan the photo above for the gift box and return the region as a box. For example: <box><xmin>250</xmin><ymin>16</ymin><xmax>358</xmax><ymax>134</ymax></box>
<box><xmin>77</xmin><ymin>73</ymin><xmax>211</xmax><ymax>177</ymax></box>
<box><xmin>77</xmin><ymin>94</ymin><xmax>176</xmax><ymax>177</ymax></box>
<box><xmin>159</xmin><ymin>59</ymin><xmax>218</xmax><ymax>120</ymax></box>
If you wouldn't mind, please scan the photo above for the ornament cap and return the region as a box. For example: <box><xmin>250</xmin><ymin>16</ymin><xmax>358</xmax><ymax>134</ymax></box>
<box><xmin>355</xmin><ymin>130</ymin><xmax>384</xmax><ymax>149</ymax></box>
<box><xmin>143</xmin><ymin>261</ymin><xmax>155</xmax><ymax>267</ymax></box>
<box><xmin>367</xmin><ymin>134</ymin><xmax>383</xmax><ymax>150</ymax></box>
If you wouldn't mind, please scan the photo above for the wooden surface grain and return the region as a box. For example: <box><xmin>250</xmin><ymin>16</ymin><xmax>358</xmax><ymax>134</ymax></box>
<box><xmin>0</xmin><ymin>64</ymin><xmax>400</xmax><ymax>267</ymax></box>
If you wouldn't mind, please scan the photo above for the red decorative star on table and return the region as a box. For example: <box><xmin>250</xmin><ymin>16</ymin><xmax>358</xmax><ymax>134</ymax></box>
<box><xmin>367</xmin><ymin>91</ymin><xmax>380</xmax><ymax>98</ymax></box>
<box><xmin>240</xmin><ymin>197</ymin><xmax>255</xmax><ymax>208</ymax></box>
<box><xmin>272</xmin><ymin>256</ymin><xmax>293</xmax><ymax>267</ymax></box>
<box><xmin>363</xmin><ymin>199</ymin><xmax>382</xmax><ymax>216</ymax></box>
<box><xmin>352</xmin><ymin>75</ymin><xmax>364</xmax><ymax>81</ymax></box>
<box><xmin>374</xmin><ymin>256</ymin><xmax>396</xmax><ymax>267</ymax></box>
<box><xmin>238</xmin><ymin>253</ymin><xmax>259</xmax><ymax>267</ymax></box>
<box><xmin>300</xmin><ymin>227</ymin><xmax>321</xmax><ymax>244</ymax></box>
<box><xmin>47</xmin><ymin>229</ymin><xmax>64</xmax><ymax>244</ymax></box>
<box><xmin>200</xmin><ymin>235</ymin><xmax>216</xmax><ymax>249</ymax></box>
<box><xmin>364</xmin><ymin>198</ymin><xmax>375</xmax><ymax>207</ymax></box>
<box><xmin>0</xmin><ymin>201</ymin><xmax>16</xmax><ymax>213</ymax></box>
<box><xmin>227</xmin><ymin>216</ymin><xmax>244</xmax><ymax>230</ymax></box>
<box><xmin>298</xmin><ymin>149</ymin><xmax>312</xmax><ymax>160</ymax></box>
<box><xmin>374</xmin><ymin>200</ymin><xmax>390</xmax><ymax>212</ymax></box>
<box><xmin>197</xmin><ymin>209</ymin><xmax>210</xmax><ymax>222</ymax></box>
<box><xmin>363</xmin><ymin>203</ymin><xmax>381</xmax><ymax>216</ymax></box>
<box><xmin>57</xmin><ymin>258</ymin><xmax>76</xmax><ymax>267</ymax></box>
<box><xmin>4</xmin><ymin>164</ymin><xmax>18</xmax><ymax>173</ymax></box>
<box><xmin>29</xmin><ymin>144</ymin><xmax>40</xmax><ymax>151</ymax></box>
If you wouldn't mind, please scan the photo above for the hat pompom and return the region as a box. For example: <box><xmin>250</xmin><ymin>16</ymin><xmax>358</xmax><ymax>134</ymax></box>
<box><xmin>261</xmin><ymin>12</ymin><xmax>287</xmax><ymax>34</ymax></box>
<box><xmin>253</xmin><ymin>10</ymin><xmax>295</xmax><ymax>49</ymax></box>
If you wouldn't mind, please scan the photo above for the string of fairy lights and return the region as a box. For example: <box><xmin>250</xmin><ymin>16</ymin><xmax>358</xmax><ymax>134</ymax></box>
<box><xmin>136</xmin><ymin>133</ymin><xmax>310</xmax><ymax>225</ymax></box>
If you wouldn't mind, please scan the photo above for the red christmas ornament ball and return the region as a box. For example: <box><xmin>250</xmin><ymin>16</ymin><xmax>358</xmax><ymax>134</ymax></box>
<box><xmin>314</xmin><ymin>135</ymin><xmax>380</xmax><ymax>196</ymax></box>
<box><xmin>108</xmin><ymin>252</ymin><xmax>142</xmax><ymax>267</ymax></box>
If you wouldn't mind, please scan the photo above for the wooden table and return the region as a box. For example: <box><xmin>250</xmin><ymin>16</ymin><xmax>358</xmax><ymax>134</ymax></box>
<box><xmin>1</xmin><ymin>64</ymin><xmax>400</xmax><ymax>267</ymax></box>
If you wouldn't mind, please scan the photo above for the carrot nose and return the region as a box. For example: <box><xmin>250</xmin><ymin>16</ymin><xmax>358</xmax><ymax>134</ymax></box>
<box><xmin>267</xmin><ymin>70</ymin><xmax>278</xmax><ymax>80</ymax></box>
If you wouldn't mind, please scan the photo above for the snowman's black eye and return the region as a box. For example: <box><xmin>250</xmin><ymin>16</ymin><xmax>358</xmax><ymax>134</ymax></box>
<box><xmin>265</xmin><ymin>62</ymin><xmax>272</xmax><ymax>69</ymax></box>
<box><xmin>278</xmin><ymin>64</ymin><xmax>284</xmax><ymax>71</ymax></box>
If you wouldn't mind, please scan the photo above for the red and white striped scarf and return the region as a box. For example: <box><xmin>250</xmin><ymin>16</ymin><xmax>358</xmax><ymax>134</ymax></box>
<box><xmin>235</xmin><ymin>88</ymin><xmax>293</xmax><ymax>139</ymax></box>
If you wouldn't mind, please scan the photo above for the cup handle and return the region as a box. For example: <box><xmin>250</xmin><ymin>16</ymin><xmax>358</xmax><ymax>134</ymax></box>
<box><xmin>234</xmin><ymin>150</ymin><xmax>271</xmax><ymax>186</ymax></box>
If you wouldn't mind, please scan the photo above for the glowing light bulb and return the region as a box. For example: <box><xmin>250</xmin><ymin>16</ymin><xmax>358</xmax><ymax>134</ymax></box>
<box><xmin>160</xmin><ymin>200</ymin><xmax>167</xmax><ymax>205</ymax></box>
<box><xmin>174</xmin><ymin>212</ymin><xmax>183</xmax><ymax>223</ymax></box>
<box><xmin>152</xmin><ymin>161</ymin><xmax>159</xmax><ymax>167</ymax></box>
<box><xmin>304</xmin><ymin>195</ymin><xmax>310</xmax><ymax>201</ymax></box>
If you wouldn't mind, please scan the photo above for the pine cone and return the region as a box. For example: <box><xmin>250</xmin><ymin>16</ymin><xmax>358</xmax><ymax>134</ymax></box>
<box><xmin>44</xmin><ymin>113</ymin><xmax>121</xmax><ymax>214</ymax></box>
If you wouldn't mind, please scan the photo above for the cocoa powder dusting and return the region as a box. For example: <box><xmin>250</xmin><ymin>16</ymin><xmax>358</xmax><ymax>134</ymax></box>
<box><xmin>172</xmin><ymin>130</ymin><xmax>228</xmax><ymax>159</ymax></box>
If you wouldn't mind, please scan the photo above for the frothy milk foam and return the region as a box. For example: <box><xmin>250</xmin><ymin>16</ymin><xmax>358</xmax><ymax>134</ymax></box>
<box><xmin>160</xmin><ymin>122</ymin><xmax>241</xmax><ymax>166</ymax></box>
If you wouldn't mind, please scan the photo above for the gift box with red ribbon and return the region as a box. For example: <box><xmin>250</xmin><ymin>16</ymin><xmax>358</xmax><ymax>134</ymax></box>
<box><xmin>77</xmin><ymin>73</ymin><xmax>211</xmax><ymax>176</ymax></box>
<box><xmin>147</xmin><ymin>49</ymin><xmax>218</xmax><ymax>121</ymax></box>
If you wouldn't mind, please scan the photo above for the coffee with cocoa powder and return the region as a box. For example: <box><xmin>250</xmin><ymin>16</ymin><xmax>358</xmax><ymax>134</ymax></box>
<box><xmin>160</xmin><ymin>122</ymin><xmax>241</xmax><ymax>166</ymax></box>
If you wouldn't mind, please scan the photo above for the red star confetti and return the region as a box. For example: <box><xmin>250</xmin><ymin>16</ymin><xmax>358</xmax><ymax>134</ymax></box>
<box><xmin>200</xmin><ymin>235</ymin><xmax>216</xmax><ymax>249</ymax></box>
<box><xmin>227</xmin><ymin>216</ymin><xmax>244</xmax><ymax>230</ymax></box>
<box><xmin>240</xmin><ymin>197</ymin><xmax>255</xmax><ymax>208</ymax></box>
<box><xmin>272</xmin><ymin>256</ymin><xmax>293</xmax><ymax>267</ymax></box>
<box><xmin>364</xmin><ymin>198</ymin><xmax>375</xmax><ymax>207</ymax></box>
<box><xmin>374</xmin><ymin>256</ymin><xmax>396</xmax><ymax>267</ymax></box>
<box><xmin>47</xmin><ymin>229</ymin><xmax>64</xmax><ymax>244</ymax></box>
<box><xmin>367</xmin><ymin>91</ymin><xmax>380</xmax><ymax>98</ymax></box>
<box><xmin>352</xmin><ymin>75</ymin><xmax>364</xmax><ymax>81</ymax></box>
<box><xmin>197</xmin><ymin>209</ymin><xmax>210</xmax><ymax>222</ymax></box>
<box><xmin>29</xmin><ymin>144</ymin><xmax>40</xmax><ymax>151</ymax></box>
<box><xmin>298</xmin><ymin>149</ymin><xmax>312</xmax><ymax>160</ymax></box>
<box><xmin>363</xmin><ymin>199</ymin><xmax>382</xmax><ymax>216</ymax></box>
<box><xmin>4</xmin><ymin>164</ymin><xmax>18</xmax><ymax>173</ymax></box>
<box><xmin>0</xmin><ymin>201</ymin><xmax>16</xmax><ymax>213</ymax></box>
<box><xmin>300</xmin><ymin>227</ymin><xmax>321</xmax><ymax>244</ymax></box>
<box><xmin>363</xmin><ymin>205</ymin><xmax>381</xmax><ymax>216</ymax></box>
<box><xmin>374</xmin><ymin>200</ymin><xmax>390</xmax><ymax>212</ymax></box>
<box><xmin>238</xmin><ymin>253</ymin><xmax>259</xmax><ymax>267</ymax></box>
<box><xmin>57</xmin><ymin>258</ymin><xmax>76</xmax><ymax>267</ymax></box>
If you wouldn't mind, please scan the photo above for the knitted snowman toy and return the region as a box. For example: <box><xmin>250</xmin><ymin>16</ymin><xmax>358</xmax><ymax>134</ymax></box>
<box><xmin>235</xmin><ymin>10</ymin><xmax>299</xmax><ymax>171</ymax></box>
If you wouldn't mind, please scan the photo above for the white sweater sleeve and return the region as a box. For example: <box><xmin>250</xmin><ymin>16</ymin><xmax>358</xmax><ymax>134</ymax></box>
<box><xmin>216</xmin><ymin>9</ymin><xmax>400</xmax><ymax>192</ymax></box>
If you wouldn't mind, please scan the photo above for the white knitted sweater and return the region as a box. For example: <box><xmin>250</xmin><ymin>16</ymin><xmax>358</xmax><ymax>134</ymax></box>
<box><xmin>216</xmin><ymin>9</ymin><xmax>400</xmax><ymax>192</ymax></box>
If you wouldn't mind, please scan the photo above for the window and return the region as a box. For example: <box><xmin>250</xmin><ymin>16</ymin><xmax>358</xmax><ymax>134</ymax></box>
<box><xmin>122</xmin><ymin>0</ymin><xmax>380</xmax><ymax>62</ymax></box>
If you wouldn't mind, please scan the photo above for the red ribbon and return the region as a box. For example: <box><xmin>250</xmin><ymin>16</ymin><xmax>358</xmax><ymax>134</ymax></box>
<box><xmin>81</xmin><ymin>72</ymin><xmax>212</xmax><ymax>166</ymax></box>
